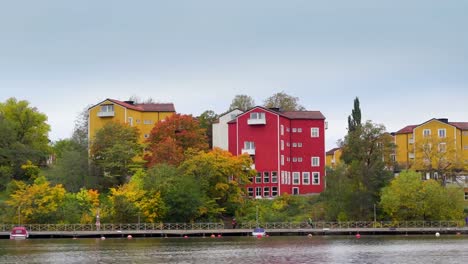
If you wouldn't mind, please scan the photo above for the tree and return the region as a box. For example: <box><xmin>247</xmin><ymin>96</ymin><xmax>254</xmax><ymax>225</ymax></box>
<box><xmin>347</xmin><ymin>97</ymin><xmax>361</xmax><ymax>132</ymax></box>
<box><xmin>198</xmin><ymin>110</ymin><xmax>219</xmax><ymax>148</ymax></box>
<box><xmin>145</xmin><ymin>114</ymin><xmax>209</xmax><ymax>167</ymax></box>
<box><xmin>179</xmin><ymin>148</ymin><xmax>256</xmax><ymax>220</ymax></box>
<box><xmin>320</xmin><ymin>164</ymin><xmax>354</xmax><ymax>221</ymax></box>
<box><xmin>90</xmin><ymin>122</ymin><xmax>143</xmax><ymax>189</ymax></box>
<box><xmin>380</xmin><ymin>171</ymin><xmax>464</xmax><ymax>221</ymax></box>
<box><xmin>5</xmin><ymin>176</ymin><xmax>66</xmax><ymax>224</ymax></box>
<box><xmin>0</xmin><ymin>98</ymin><xmax>50</xmax><ymax>181</ymax></box>
<box><xmin>263</xmin><ymin>91</ymin><xmax>305</xmax><ymax>111</ymax></box>
<box><xmin>229</xmin><ymin>94</ymin><xmax>255</xmax><ymax>111</ymax></box>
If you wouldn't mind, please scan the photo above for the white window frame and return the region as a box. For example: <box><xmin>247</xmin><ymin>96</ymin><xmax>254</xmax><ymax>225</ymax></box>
<box><xmin>255</xmin><ymin>172</ymin><xmax>262</xmax><ymax>183</ymax></box>
<box><xmin>255</xmin><ymin>187</ymin><xmax>262</xmax><ymax>197</ymax></box>
<box><xmin>297</xmin><ymin>128</ymin><xmax>302</xmax><ymax>133</ymax></box>
<box><xmin>128</xmin><ymin>117</ymin><xmax>133</xmax><ymax>126</ymax></box>
<box><xmin>263</xmin><ymin>187</ymin><xmax>270</xmax><ymax>197</ymax></box>
<box><xmin>312</xmin><ymin>172</ymin><xmax>320</xmax><ymax>185</ymax></box>
<box><xmin>292</xmin><ymin>143</ymin><xmax>297</xmax><ymax>147</ymax></box>
<box><xmin>263</xmin><ymin>171</ymin><xmax>270</xmax><ymax>183</ymax></box>
<box><xmin>438</xmin><ymin>128</ymin><xmax>446</xmax><ymax>138</ymax></box>
<box><xmin>281</xmin><ymin>155</ymin><xmax>285</xmax><ymax>166</ymax></box>
<box><xmin>272</xmin><ymin>187</ymin><xmax>278</xmax><ymax>197</ymax></box>
<box><xmin>302</xmin><ymin>172</ymin><xmax>310</xmax><ymax>185</ymax></box>
<box><xmin>292</xmin><ymin>172</ymin><xmax>300</xmax><ymax>185</ymax></box>
<box><xmin>298</xmin><ymin>157</ymin><xmax>303</xmax><ymax>162</ymax></box>
<box><xmin>100</xmin><ymin>104</ymin><xmax>114</xmax><ymax>112</ymax></box>
<box><xmin>298</xmin><ymin>142</ymin><xmax>302</xmax><ymax>147</ymax></box>
<box><xmin>439</xmin><ymin>142</ymin><xmax>446</xmax><ymax>153</ymax></box>
<box><xmin>271</xmin><ymin>171</ymin><xmax>278</xmax><ymax>183</ymax></box>
<box><xmin>281</xmin><ymin>125</ymin><xmax>284</xmax><ymax>135</ymax></box>
<box><xmin>281</xmin><ymin>171</ymin><xmax>285</xmax><ymax>184</ymax></box>
<box><xmin>247</xmin><ymin>187</ymin><xmax>254</xmax><ymax>197</ymax></box>
<box><xmin>311</xmin><ymin>127</ymin><xmax>319</xmax><ymax>137</ymax></box>
<box><xmin>311</xmin><ymin>157</ymin><xmax>320</xmax><ymax>167</ymax></box>
<box><xmin>423</xmin><ymin>129</ymin><xmax>431</xmax><ymax>137</ymax></box>
<box><xmin>292</xmin><ymin>128</ymin><xmax>297</xmax><ymax>133</ymax></box>
<box><xmin>244</xmin><ymin>141</ymin><xmax>255</xmax><ymax>150</ymax></box>
<box><xmin>250</xmin><ymin>112</ymin><xmax>265</xmax><ymax>120</ymax></box>
<box><xmin>293</xmin><ymin>157</ymin><xmax>297</xmax><ymax>162</ymax></box>
<box><xmin>292</xmin><ymin>187</ymin><xmax>299</xmax><ymax>195</ymax></box>
<box><xmin>281</xmin><ymin>140</ymin><xmax>284</xmax><ymax>151</ymax></box>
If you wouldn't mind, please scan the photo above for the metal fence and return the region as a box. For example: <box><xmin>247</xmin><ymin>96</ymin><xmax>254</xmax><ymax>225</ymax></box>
<box><xmin>1</xmin><ymin>221</ymin><xmax>464</xmax><ymax>232</ymax></box>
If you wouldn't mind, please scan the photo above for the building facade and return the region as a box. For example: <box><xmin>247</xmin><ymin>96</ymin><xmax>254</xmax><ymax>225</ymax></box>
<box><xmin>88</xmin><ymin>99</ymin><xmax>175</xmax><ymax>143</ymax></box>
<box><xmin>228</xmin><ymin>106</ymin><xmax>326</xmax><ymax>198</ymax></box>
<box><xmin>325</xmin><ymin>147</ymin><xmax>342</xmax><ymax>168</ymax></box>
<box><xmin>212</xmin><ymin>109</ymin><xmax>243</xmax><ymax>150</ymax></box>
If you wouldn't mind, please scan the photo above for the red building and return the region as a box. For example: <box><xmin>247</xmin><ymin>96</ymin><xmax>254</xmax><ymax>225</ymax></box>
<box><xmin>228</xmin><ymin>106</ymin><xmax>326</xmax><ymax>198</ymax></box>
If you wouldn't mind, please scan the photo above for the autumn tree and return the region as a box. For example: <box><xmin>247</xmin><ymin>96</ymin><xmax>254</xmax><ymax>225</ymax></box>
<box><xmin>229</xmin><ymin>94</ymin><xmax>255</xmax><ymax>111</ymax></box>
<box><xmin>0</xmin><ymin>98</ymin><xmax>50</xmax><ymax>183</ymax></box>
<box><xmin>179</xmin><ymin>148</ymin><xmax>256</xmax><ymax>220</ymax></box>
<box><xmin>90</xmin><ymin>122</ymin><xmax>143</xmax><ymax>189</ymax></box>
<box><xmin>263</xmin><ymin>91</ymin><xmax>305</xmax><ymax>111</ymax></box>
<box><xmin>380</xmin><ymin>171</ymin><xmax>464</xmax><ymax>221</ymax></box>
<box><xmin>145</xmin><ymin>114</ymin><xmax>208</xmax><ymax>167</ymax></box>
<box><xmin>197</xmin><ymin>110</ymin><xmax>219</xmax><ymax>148</ymax></box>
<box><xmin>5</xmin><ymin>176</ymin><xmax>66</xmax><ymax>224</ymax></box>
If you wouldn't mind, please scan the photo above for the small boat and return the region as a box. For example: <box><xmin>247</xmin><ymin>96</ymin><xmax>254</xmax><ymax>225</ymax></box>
<box><xmin>252</xmin><ymin>227</ymin><xmax>266</xmax><ymax>237</ymax></box>
<box><xmin>10</xmin><ymin>226</ymin><xmax>29</xmax><ymax>240</ymax></box>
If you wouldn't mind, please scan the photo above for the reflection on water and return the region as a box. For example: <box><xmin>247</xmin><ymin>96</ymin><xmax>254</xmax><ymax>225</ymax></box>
<box><xmin>1</xmin><ymin>235</ymin><xmax>468</xmax><ymax>264</ymax></box>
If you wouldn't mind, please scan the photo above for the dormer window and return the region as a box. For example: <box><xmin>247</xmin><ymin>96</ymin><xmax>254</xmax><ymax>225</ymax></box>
<box><xmin>248</xmin><ymin>112</ymin><xmax>266</xmax><ymax>125</ymax></box>
<box><xmin>97</xmin><ymin>104</ymin><xmax>115</xmax><ymax>117</ymax></box>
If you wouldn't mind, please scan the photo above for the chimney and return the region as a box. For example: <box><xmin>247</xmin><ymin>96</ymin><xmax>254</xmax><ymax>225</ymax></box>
<box><xmin>124</xmin><ymin>101</ymin><xmax>135</xmax><ymax>105</ymax></box>
<box><xmin>437</xmin><ymin>118</ymin><xmax>448</xmax><ymax>123</ymax></box>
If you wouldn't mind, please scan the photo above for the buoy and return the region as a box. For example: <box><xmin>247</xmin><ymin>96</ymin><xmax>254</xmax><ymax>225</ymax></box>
<box><xmin>355</xmin><ymin>233</ymin><xmax>361</xmax><ymax>239</ymax></box>
<box><xmin>217</xmin><ymin>234</ymin><xmax>222</xmax><ymax>238</ymax></box>
<box><xmin>307</xmin><ymin>234</ymin><xmax>313</xmax><ymax>238</ymax></box>
<box><xmin>456</xmin><ymin>232</ymin><xmax>461</xmax><ymax>236</ymax></box>
<box><xmin>210</xmin><ymin>234</ymin><xmax>215</xmax><ymax>238</ymax></box>
<box><xmin>127</xmin><ymin>235</ymin><xmax>133</xmax><ymax>239</ymax></box>
<box><xmin>101</xmin><ymin>236</ymin><xmax>106</xmax><ymax>240</ymax></box>
<box><xmin>435</xmin><ymin>232</ymin><xmax>440</xmax><ymax>237</ymax></box>
<box><xmin>257</xmin><ymin>234</ymin><xmax>262</xmax><ymax>239</ymax></box>
<box><xmin>184</xmin><ymin>235</ymin><xmax>188</xmax><ymax>239</ymax></box>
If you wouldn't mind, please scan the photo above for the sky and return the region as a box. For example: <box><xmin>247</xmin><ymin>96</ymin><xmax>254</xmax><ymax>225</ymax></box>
<box><xmin>1</xmin><ymin>0</ymin><xmax>467</xmax><ymax>149</ymax></box>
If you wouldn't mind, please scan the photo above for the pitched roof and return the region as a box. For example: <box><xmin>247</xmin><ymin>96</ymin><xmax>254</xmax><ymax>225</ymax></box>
<box><xmin>100</xmin><ymin>99</ymin><xmax>175</xmax><ymax>112</ymax></box>
<box><xmin>281</xmin><ymin>111</ymin><xmax>326</xmax><ymax>120</ymax></box>
<box><xmin>395</xmin><ymin>125</ymin><xmax>417</xmax><ymax>134</ymax></box>
<box><xmin>449</xmin><ymin>122</ymin><xmax>468</xmax><ymax>130</ymax></box>
<box><xmin>326</xmin><ymin>147</ymin><xmax>341</xmax><ymax>155</ymax></box>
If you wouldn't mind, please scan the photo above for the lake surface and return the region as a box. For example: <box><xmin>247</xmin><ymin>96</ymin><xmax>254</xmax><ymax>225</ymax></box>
<box><xmin>1</xmin><ymin>235</ymin><xmax>468</xmax><ymax>263</ymax></box>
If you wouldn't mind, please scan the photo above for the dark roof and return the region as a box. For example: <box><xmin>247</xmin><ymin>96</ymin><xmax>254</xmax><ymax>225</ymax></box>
<box><xmin>449</xmin><ymin>122</ymin><xmax>468</xmax><ymax>130</ymax></box>
<box><xmin>94</xmin><ymin>99</ymin><xmax>175</xmax><ymax>112</ymax></box>
<box><xmin>281</xmin><ymin>111</ymin><xmax>326</xmax><ymax>120</ymax></box>
<box><xmin>326</xmin><ymin>147</ymin><xmax>341</xmax><ymax>155</ymax></box>
<box><xmin>395</xmin><ymin>125</ymin><xmax>417</xmax><ymax>134</ymax></box>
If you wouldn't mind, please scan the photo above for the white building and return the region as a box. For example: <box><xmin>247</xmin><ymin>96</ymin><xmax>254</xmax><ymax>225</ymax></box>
<box><xmin>212</xmin><ymin>109</ymin><xmax>243</xmax><ymax>150</ymax></box>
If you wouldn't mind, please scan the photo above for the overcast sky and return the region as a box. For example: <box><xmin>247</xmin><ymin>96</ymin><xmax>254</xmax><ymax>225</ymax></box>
<box><xmin>1</xmin><ymin>0</ymin><xmax>467</xmax><ymax>149</ymax></box>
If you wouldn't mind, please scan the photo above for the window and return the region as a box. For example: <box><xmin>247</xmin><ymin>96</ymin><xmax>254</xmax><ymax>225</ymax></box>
<box><xmin>292</xmin><ymin>128</ymin><xmax>297</xmax><ymax>133</ymax></box>
<box><xmin>464</xmin><ymin>145</ymin><xmax>468</xmax><ymax>150</ymax></box>
<box><xmin>263</xmin><ymin>172</ymin><xmax>270</xmax><ymax>183</ymax></box>
<box><xmin>263</xmin><ymin>187</ymin><xmax>270</xmax><ymax>197</ymax></box>
<box><xmin>272</xmin><ymin>187</ymin><xmax>278</xmax><ymax>197</ymax></box>
<box><xmin>255</xmin><ymin>187</ymin><xmax>262</xmax><ymax>197</ymax></box>
<box><xmin>136</xmin><ymin>119</ymin><xmax>140</xmax><ymax>124</ymax></box>
<box><xmin>248</xmin><ymin>175</ymin><xmax>253</xmax><ymax>183</ymax></box>
<box><xmin>250</xmin><ymin>112</ymin><xmax>265</xmax><ymax>119</ymax></box>
<box><xmin>464</xmin><ymin>131</ymin><xmax>468</xmax><ymax>136</ymax></box>
<box><xmin>286</xmin><ymin>127</ymin><xmax>290</xmax><ymax>132</ymax></box>
<box><xmin>292</xmin><ymin>187</ymin><xmax>299</xmax><ymax>195</ymax></box>
<box><xmin>281</xmin><ymin>125</ymin><xmax>284</xmax><ymax>135</ymax></box>
<box><xmin>281</xmin><ymin>140</ymin><xmax>284</xmax><ymax>150</ymax></box>
<box><xmin>292</xmin><ymin>143</ymin><xmax>297</xmax><ymax>147</ymax></box>
<box><xmin>302</xmin><ymin>172</ymin><xmax>310</xmax><ymax>185</ymax></box>
<box><xmin>312</xmin><ymin>172</ymin><xmax>320</xmax><ymax>185</ymax></box>
<box><xmin>439</xmin><ymin>143</ymin><xmax>446</xmax><ymax>153</ymax></box>
<box><xmin>128</xmin><ymin>117</ymin><xmax>133</xmax><ymax>126</ymax></box>
<box><xmin>298</xmin><ymin>157</ymin><xmax>303</xmax><ymax>162</ymax></box>
<box><xmin>311</xmin><ymin>127</ymin><xmax>319</xmax><ymax>137</ymax></box>
<box><xmin>423</xmin><ymin>143</ymin><xmax>432</xmax><ymax>152</ymax></box>
<box><xmin>247</xmin><ymin>187</ymin><xmax>254</xmax><ymax>197</ymax></box>
<box><xmin>423</xmin><ymin>129</ymin><xmax>431</xmax><ymax>137</ymax></box>
<box><xmin>465</xmin><ymin>192</ymin><xmax>468</xmax><ymax>201</ymax></box>
<box><xmin>297</xmin><ymin>128</ymin><xmax>302</xmax><ymax>133</ymax></box>
<box><xmin>298</xmin><ymin>142</ymin><xmax>302</xmax><ymax>147</ymax></box>
<box><xmin>281</xmin><ymin>171</ymin><xmax>285</xmax><ymax>184</ymax></box>
<box><xmin>271</xmin><ymin>171</ymin><xmax>278</xmax><ymax>183</ymax></box>
<box><xmin>255</xmin><ymin>172</ymin><xmax>262</xmax><ymax>183</ymax></box>
<box><xmin>287</xmin><ymin>172</ymin><xmax>291</xmax><ymax>185</ymax></box>
<box><xmin>293</xmin><ymin>157</ymin><xmax>297</xmax><ymax>162</ymax></box>
<box><xmin>143</xmin><ymin>120</ymin><xmax>153</xmax><ymax>125</ymax></box>
<box><xmin>438</xmin><ymin>129</ymin><xmax>446</xmax><ymax>138</ymax></box>
<box><xmin>230</xmin><ymin>114</ymin><xmax>237</xmax><ymax>120</ymax></box>
<box><xmin>292</xmin><ymin>172</ymin><xmax>300</xmax><ymax>185</ymax></box>
<box><xmin>287</xmin><ymin>142</ymin><xmax>290</xmax><ymax>147</ymax></box>
<box><xmin>311</xmin><ymin>157</ymin><xmax>320</xmax><ymax>167</ymax></box>
<box><xmin>244</xmin><ymin>141</ymin><xmax>255</xmax><ymax>150</ymax></box>
<box><xmin>281</xmin><ymin>155</ymin><xmax>285</xmax><ymax>165</ymax></box>
<box><xmin>100</xmin><ymin>104</ymin><xmax>114</xmax><ymax>112</ymax></box>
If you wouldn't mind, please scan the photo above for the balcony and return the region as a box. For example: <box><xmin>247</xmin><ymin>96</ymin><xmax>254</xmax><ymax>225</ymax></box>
<box><xmin>409</xmin><ymin>138</ymin><xmax>414</xmax><ymax>144</ymax></box>
<box><xmin>241</xmin><ymin>148</ymin><xmax>255</xmax><ymax>155</ymax></box>
<box><xmin>248</xmin><ymin>118</ymin><xmax>266</xmax><ymax>125</ymax></box>
<box><xmin>97</xmin><ymin>111</ymin><xmax>115</xmax><ymax>117</ymax></box>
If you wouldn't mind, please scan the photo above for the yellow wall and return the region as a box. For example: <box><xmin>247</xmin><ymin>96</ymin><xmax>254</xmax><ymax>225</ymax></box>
<box><xmin>88</xmin><ymin>100</ymin><xmax>174</xmax><ymax>144</ymax></box>
<box><xmin>395</xmin><ymin>133</ymin><xmax>413</xmax><ymax>169</ymax></box>
<box><xmin>326</xmin><ymin>148</ymin><xmax>342</xmax><ymax>168</ymax></box>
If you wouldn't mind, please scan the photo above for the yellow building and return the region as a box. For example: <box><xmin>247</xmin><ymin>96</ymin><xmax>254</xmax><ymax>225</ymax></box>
<box><xmin>325</xmin><ymin>147</ymin><xmax>342</xmax><ymax>168</ymax></box>
<box><xmin>88</xmin><ymin>99</ymin><xmax>175</xmax><ymax>143</ymax></box>
<box><xmin>393</xmin><ymin>118</ymin><xmax>468</xmax><ymax>172</ymax></box>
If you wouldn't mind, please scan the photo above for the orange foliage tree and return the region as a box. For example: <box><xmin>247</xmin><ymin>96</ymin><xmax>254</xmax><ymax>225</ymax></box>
<box><xmin>145</xmin><ymin>114</ymin><xmax>209</xmax><ymax>167</ymax></box>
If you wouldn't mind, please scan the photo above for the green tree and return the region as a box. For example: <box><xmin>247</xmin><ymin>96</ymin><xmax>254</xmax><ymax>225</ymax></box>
<box><xmin>320</xmin><ymin>164</ymin><xmax>354</xmax><ymax>221</ymax></box>
<box><xmin>347</xmin><ymin>97</ymin><xmax>361</xmax><ymax>132</ymax></box>
<box><xmin>0</xmin><ymin>98</ymin><xmax>50</xmax><ymax>182</ymax></box>
<box><xmin>197</xmin><ymin>110</ymin><xmax>219</xmax><ymax>149</ymax></box>
<box><xmin>90</xmin><ymin>122</ymin><xmax>142</xmax><ymax>189</ymax></box>
<box><xmin>145</xmin><ymin>114</ymin><xmax>209</xmax><ymax>167</ymax></box>
<box><xmin>380</xmin><ymin>171</ymin><xmax>464</xmax><ymax>221</ymax></box>
<box><xmin>263</xmin><ymin>91</ymin><xmax>305</xmax><ymax>111</ymax></box>
<box><xmin>229</xmin><ymin>94</ymin><xmax>255</xmax><ymax>111</ymax></box>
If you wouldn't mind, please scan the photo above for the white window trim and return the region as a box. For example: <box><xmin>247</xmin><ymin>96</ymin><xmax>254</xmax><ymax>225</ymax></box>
<box><xmin>311</xmin><ymin>157</ymin><xmax>320</xmax><ymax>167</ymax></box>
<box><xmin>312</xmin><ymin>172</ymin><xmax>320</xmax><ymax>185</ymax></box>
<box><xmin>311</xmin><ymin>127</ymin><xmax>319</xmax><ymax>137</ymax></box>
<box><xmin>438</xmin><ymin>128</ymin><xmax>446</xmax><ymax>138</ymax></box>
<box><xmin>302</xmin><ymin>172</ymin><xmax>310</xmax><ymax>185</ymax></box>
<box><xmin>423</xmin><ymin>129</ymin><xmax>431</xmax><ymax>137</ymax></box>
<box><xmin>292</xmin><ymin>172</ymin><xmax>300</xmax><ymax>185</ymax></box>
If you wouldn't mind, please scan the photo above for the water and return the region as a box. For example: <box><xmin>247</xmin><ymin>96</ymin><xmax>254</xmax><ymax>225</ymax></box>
<box><xmin>1</xmin><ymin>235</ymin><xmax>468</xmax><ymax>263</ymax></box>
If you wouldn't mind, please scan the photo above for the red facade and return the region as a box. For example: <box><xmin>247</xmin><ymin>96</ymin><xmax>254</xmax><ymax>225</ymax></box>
<box><xmin>228</xmin><ymin>107</ymin><xmax>326</xmax><ymax>198</ymax></box>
